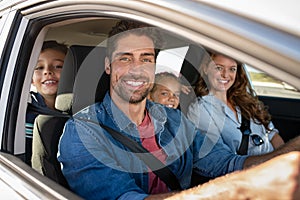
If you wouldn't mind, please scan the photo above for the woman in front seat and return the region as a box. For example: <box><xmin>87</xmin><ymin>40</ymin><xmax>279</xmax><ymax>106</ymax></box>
<box><xmin>187</xmin><ymin>52</ymin><xmax>284</xmax><ymax>156</ymax></box>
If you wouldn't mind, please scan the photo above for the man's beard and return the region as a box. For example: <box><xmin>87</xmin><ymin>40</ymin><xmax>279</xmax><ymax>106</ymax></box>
<box><xmin>113</xmin><ymin>78</ymin><xmax>153</xmax><ymax>104</ymax></box>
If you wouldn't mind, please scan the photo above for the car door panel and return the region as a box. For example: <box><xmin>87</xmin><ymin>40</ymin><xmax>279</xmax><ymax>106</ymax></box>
<box><xmin>259</xmin><ymin>96</ymin><xmax>300</xmax><ymax>142</ymax></box>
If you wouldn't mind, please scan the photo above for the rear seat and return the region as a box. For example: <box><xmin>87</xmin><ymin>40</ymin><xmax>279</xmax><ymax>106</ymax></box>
<box><xmin>31</xmin><ymin>43</ymin><xmax>206</xmax><ymax>187</ymax></box>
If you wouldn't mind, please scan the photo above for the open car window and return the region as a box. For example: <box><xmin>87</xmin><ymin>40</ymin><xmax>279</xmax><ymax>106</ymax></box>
<box><xmin>245</xmin><ymin>65</ymin><xmax>300</xmax><ymax>99</ymax></box>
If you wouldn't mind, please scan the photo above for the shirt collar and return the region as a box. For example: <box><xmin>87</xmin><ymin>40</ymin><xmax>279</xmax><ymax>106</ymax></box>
<box><xmin>102</xmin><ymin>92</ymin><xmax>167</xmax><ymax>132</ymax></box>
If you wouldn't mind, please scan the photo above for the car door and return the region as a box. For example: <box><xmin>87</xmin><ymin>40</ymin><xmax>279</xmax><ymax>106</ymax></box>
<box><xmin>0</xmin><ymin>0</ymin><xmax>299</xmax><ymax>198</ymax></box>
<box><xmin>246</xmin><ymin>66</ymin><xmax>300</xmax><ymax>142</ymax></box>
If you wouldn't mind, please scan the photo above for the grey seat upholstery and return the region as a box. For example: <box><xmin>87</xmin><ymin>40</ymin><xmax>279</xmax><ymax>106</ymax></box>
<box><xmin>31</xmin><ymin>45</ymin><xmax>109</xmax><ymax>188</ymax></box>
<box><xmin>56</xmin><ymin>45</ymin><xmax>109</xmax><ymax>114</ymax></box>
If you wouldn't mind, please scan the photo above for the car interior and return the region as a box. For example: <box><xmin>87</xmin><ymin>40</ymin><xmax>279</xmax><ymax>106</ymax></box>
<box><xmin>29</xmin><ymin>18</ymin><xmax>202</xmax><ymax>186</ymax></box>
<box><xmin>23</xmin><ymin>15</ymin><xmax>300</xmax><ymax>189</ymax></box>
<box><xmin>1</xmin><ymin>1</ymin><xmax>300</xmax><ymax>198</ymax></box>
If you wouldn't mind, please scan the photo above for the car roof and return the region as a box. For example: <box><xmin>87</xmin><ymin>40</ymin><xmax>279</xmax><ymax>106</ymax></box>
<box><xmin>0</xmin><ymin>0</ymin><xmax>44</xmax><ymax>11</ymax></box>
<box><xmin>1</xmin><ymin>0</ymin><xmax>299</xmax><ymax>37</ymax></box>
<box><xmin>203</xmin><ymin>0</ymin><xmax>300</xmax><ymax>37</ymax></box>
<box><xmin>1</xmin><ymin>0</ymin><xmax>299</xmax><ymax>90</ymax></box>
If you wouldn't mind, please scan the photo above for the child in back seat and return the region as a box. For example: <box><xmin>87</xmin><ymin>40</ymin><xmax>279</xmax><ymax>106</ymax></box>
<box><xmin>148</xmin><ymin>72</ymin><xmax>182</xmax><ymax>109</ymax></box>
<box><xmin>25</xmin><ymin>40</ymin><xmax>68</xmax><ymax>166</ymax></box>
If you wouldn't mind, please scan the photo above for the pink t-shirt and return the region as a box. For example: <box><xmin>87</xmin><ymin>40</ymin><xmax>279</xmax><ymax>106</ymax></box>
<box><xmin>138</xmin><ymin>111</ymin><xmax>169</xmax><ymax>194</ymax></box>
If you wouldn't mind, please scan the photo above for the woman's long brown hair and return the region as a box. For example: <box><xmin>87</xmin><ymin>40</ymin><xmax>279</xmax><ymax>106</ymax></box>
<box><xmin>194</xmin><ymin>53</ymin><xmax>271</xmax><ymax>130</ymax></box>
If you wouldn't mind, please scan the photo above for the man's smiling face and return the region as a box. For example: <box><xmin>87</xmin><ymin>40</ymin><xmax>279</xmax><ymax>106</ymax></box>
<box><xmin>106</xmin><ymin>34</ymin><xmax>156</xmax><ymax>104</ymax></box>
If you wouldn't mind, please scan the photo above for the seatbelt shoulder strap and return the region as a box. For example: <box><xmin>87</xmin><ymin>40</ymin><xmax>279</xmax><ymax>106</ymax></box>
<box><xmin>78</xmin><ymin>118</ymin><xmax>182</xmax><ymax>191</ymax></box>
<box><xmin>237</xmin><ymin>115</ymin><xmax>251</xmax><ymax>155</ymax></box>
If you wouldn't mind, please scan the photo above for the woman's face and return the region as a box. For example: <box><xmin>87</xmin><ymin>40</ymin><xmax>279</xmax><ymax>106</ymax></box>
<box><xmin>204</xmin><ymin>54</ymin><xmax>237</xmax><ymax>94</ymax></box>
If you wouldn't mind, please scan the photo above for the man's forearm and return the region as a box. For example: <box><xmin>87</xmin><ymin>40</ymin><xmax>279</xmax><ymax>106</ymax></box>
<box><xmin>145</xmin><ymin>174</ymin><xmax>250</xmax><ymax>200</ymax></box>
<box><xmin>165</xmin><ymin>152</ymin><xmax>300</xmax><ymax>200</ymax></box>
<box><xmin>244</xmin><ymin>135</ymin><xmax>300</xmax><ymax>168</ymax></box>
<box><xmin>145</xmin><ymin>192</ymin><xmax>178</xmax><ymax>200</ymax></box>
<box><xmin>164</xmin><ymin>172</ymin><xmax>254</xmax><ymax>200</ymax></box>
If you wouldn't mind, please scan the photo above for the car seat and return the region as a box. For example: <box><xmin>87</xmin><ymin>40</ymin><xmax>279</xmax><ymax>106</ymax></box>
<box><xmin>31</xmin><ymin>45</ymin><xmax>109</xmax><ymax>188</ymax></box>
<box><xmin>179</xmin><ymin>44</ymin><xmax>206</xmax><ymax>115</ymax></box>
<box><xmin>179</xmin><ymin>44</ymin><xmax>214</xmax><ymax>185</ymax></box>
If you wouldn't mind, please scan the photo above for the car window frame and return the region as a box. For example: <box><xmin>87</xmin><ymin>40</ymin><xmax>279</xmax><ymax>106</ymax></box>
<box><xmin>0</xmin><ymin>0</ymin><xmax>298</xmax><ymax>175</ymax></box>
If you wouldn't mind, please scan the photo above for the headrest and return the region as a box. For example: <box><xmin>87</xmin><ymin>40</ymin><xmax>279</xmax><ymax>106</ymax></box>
<box><xmin>55</xmin><ymin>45</ymin><xmax>109</xmax><ymax>114</ymax></box>
<box><xmin>179</xmin><ymin>44</ymin><xmax>207</xmax><ymax>115</ymax></box>
<box><xmin>180</xmin><ymin>44</ymin><xmax>206</xmax><ymax>86</ymax></box>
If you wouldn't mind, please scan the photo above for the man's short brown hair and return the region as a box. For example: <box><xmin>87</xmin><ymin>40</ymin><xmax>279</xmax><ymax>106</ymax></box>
<box><xmin>106</xmin><ymin>20</ymin><xmax>163</xmax><ymax>61</ymax></box>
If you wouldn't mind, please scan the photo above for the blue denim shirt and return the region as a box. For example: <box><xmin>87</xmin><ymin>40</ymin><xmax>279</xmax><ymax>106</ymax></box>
<box><xmin>58</xmin><ymin>93</ymin><xmax>247</xmax><ymax>200</ymax></box>
<box><xmin>187</xmin><ymin>95</ymin><xmax>277</xmax><ymax>156</ymax></box>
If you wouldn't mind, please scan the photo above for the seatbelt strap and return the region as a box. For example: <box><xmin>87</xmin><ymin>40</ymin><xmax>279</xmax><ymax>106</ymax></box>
<box><xmin>79</xmin><ymin>118</ymin><xmax>182</xmax><ymax>191</ymax></box>
<box><xmin>27</xmin><ymin>103</ymin><xmax>70</xmax><ymax>118</ymax></box>
<box><xmin>237</xmin><ymin>115</ymin><xmax>251</xmax><ymax>155</ymax></box>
